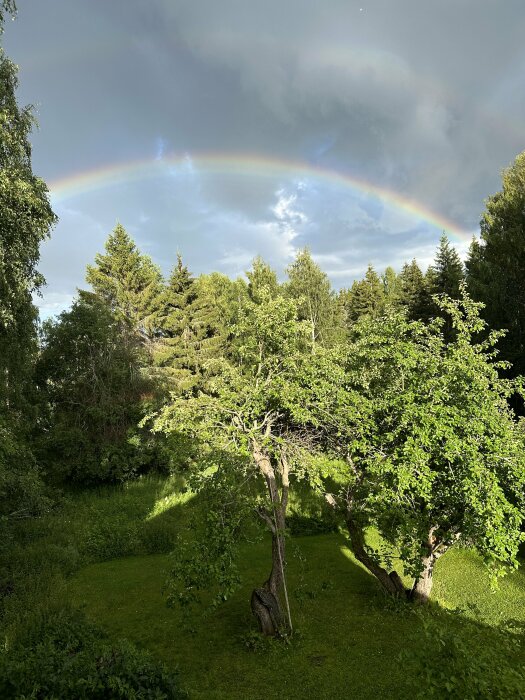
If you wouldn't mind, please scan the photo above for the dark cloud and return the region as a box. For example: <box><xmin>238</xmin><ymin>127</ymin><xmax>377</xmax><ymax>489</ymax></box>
<box><xmin>4</xmin><ymin>0</ymin><xmax>525</xmax><ymax>316</ymax></box>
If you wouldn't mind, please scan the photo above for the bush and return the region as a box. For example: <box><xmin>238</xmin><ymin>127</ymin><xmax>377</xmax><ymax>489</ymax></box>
<box><xmin>0</xmin><ymin>608</ymin><xmax>186</xmax><ymax>699</ymax></box>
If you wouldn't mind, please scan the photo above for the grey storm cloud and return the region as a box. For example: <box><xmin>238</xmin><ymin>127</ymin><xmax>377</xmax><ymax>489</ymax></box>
<box><xmin>3</xmin><ymin>0</ymin><xmax>525</xmax><ymax>316</ymax></box>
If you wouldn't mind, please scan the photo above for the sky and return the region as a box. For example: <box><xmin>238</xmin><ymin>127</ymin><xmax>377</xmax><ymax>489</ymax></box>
<box><xmin>3</xmin><ymin>0</ymin><xmax>525</xmax><ymax>317</ymax></box>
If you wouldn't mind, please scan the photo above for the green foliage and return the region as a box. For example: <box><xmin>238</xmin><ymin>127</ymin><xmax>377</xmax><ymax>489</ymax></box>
<box><xmin>342</xmin><ymin>264</ymin><xmax>385</xmax><ymax>324</ymax></box>
<box><xmin>398</xmin><ymin>259</ymin><xmax>431</xmax><ymax>321</ymax></box>
<box><xmin>285</xmin><ymin>247</ymin><xmax>342</xmax><ymax>347</ymax></box>
<box><xmin>466</xmin><ymin>151</ymin><xmax>525</xmax><ymax>376</ymax></box>
<box><xmin>0</xmin><ymin>1</ymin><xmax>16</xmax><ymax>28</ymax></box>
<box><xmin>427</xmin><ymin>233</ymin><xmax>464</xmax><ymax>299</ymax></box>
<box><xmin>86</xmin><ymin>224</ymin><xmax>164</xmax><ymax>340</ymax></box>
<box><xmin>0</xmin><ymin>416</ymin><xmax>50</xmax><ymax>522</ymax></box>
<box><xmin>289</xmin><ymin>288</ymin><xmax>525</xmax><ymax>587</ymax></box>
<box><xmin>0</xmin><ymin>42</ymin><xmax>56</xmax><ymax>523</ymax></box>
<box><xmin>247</xmin><ymin>255</ymin><xmax>280</xmax><ymax>303</ymax></box>
<box><xmin>36</xmin><ymin>293</ymin><xmax>164</xmax><ymax>484</ymax></box>
<box><xmin>0</xmin><ymin>608</ymin><xmax>185</xmax><ymax>699</ymax></box>
<box><xmin>351</xmin><ymin>292</ymin><xmax>525</xmax><ymax>581</ymax></box>
<box><xmin>154</xmin><ymin>264</ymin><xmax>247</xmax><ymax>393</ymax></box>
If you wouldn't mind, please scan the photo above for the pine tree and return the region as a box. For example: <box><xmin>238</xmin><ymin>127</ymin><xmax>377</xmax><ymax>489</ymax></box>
<box><xmin>285</xmin><ymin>248</ymin><xmax>341</xmax><ymax>347</ymax></box>
<box><xmin>466</xmin><ymin>151</ymin><xmax>525</xmax><ymax>376</ymax></box>
<box><xmin>156</xmin><ymin>269</ymin><xmax>247</xmax><ymax>393</ymax></box>
<box><xmin>86</xmin><ymin>224</ymin><xmax>164</xmax><ymax>340</ymax></box>
<box><xmin>398</xmin><ymin>259</ymin><xmax>432</xmax><ymax>321</ymax></box>
<box><xmin>343</xmin><ymin>264</ymin><xmax>385</xmax><ymax>324</ymax></box>
<box><xmin>428</xmin><ymin>233</ymin><xmax>464</xmax><ymax>299</ymax></box>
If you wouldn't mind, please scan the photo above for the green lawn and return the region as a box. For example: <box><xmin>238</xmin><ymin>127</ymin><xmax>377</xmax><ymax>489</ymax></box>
<box><xmin>10</xmin><ymin>475</ymin><xmax>525</xmax><ymax>698</ymax></box>
<box><xmin>68</xmin><ymin>532</ymin><xmax>525</xmax><ymax>699</ymax></box>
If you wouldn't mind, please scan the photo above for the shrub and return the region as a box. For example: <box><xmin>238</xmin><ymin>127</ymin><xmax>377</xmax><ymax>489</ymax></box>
<box><xmin>0</xmin><ymin>608</ymin><xmax>186</xmax><ymax>699</ymax></box>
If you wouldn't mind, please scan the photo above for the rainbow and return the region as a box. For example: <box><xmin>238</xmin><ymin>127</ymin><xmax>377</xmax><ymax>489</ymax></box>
<box><xmin>49</xmin><ymin>152</ymin><xmax>472</xmax><ymax>241</ymax></box>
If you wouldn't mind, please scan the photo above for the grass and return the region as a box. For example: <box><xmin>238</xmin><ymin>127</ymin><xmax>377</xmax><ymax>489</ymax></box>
<box><xmin>7</xmin><ymin>475</ymin><xmax>525</xmax><ymax>698</ymax></box>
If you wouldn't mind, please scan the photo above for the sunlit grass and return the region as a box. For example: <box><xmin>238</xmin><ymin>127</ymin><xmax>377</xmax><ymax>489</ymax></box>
<box><xmin>12</xmin><ymin>474</ymin><xmax>525</xmax><ymax>699</ymax></box>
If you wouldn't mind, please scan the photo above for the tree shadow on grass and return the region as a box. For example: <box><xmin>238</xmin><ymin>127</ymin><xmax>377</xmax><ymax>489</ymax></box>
<box><xmin>49</xmin><ymin>478</ymin><xmax>525</xmax><ymax>699</ymax></box>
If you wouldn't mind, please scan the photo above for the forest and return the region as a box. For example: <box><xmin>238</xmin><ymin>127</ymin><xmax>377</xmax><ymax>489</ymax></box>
<box><xmin>3</xmin><ymin>2</ymin><xmax>525</xmax><ymax>698</ymax></box>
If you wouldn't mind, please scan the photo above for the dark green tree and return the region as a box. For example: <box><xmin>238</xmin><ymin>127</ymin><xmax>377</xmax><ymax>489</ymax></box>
<box><xmin>342</xmin><ymin>264</ymin><xmax>385</xmax><ymax>324</ymax></box>
<box><xmin>428</xmin><ymin>233</ymin><xmax>464</xmax><ymax>299</ymax></box>
<box><xmin>398</xmin><ymin>259</ymin><xmax>432</xmax><ymax>321</ymax></box>
<box><xmin>466</xmin><ymin>151</ymin><xmax>525</xmax><ymax>376</ymax></box>
<box><xmin>36</xmin><ymin>293</ymin><xmax>159</xmax><ymax>484</ymax></box>
<box><xmin>86</xmin><ymin>224</ymin><xmax>164</xmax><ymax>340</ymax></box>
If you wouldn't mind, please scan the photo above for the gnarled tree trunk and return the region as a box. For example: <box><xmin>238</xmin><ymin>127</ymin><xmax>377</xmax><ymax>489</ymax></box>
<box><xmin>250</xmin><ymin>440</ymin><xmax>290</xmax><ymax>636</ymax></box>
<box><xmin>409</xmin><ymin>527</ymin><xmax>450</xmax><ymax>603</ymax></box>
<box><xmin>344</xmin><ymin>510</ymin><xmax>408</xmax><ymax>598</ymax></box>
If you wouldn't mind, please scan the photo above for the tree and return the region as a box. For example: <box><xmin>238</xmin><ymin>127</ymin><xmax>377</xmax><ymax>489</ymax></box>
<box><xmin>36</xmin><ymin>292</ymin><xmax>160</xmax><ymax>484</ymax></box>
<box><xmin>466</xmin><ymin>151</ymin><xmax>525</xmax><ymax>377</ymax></box>
<box><xmin>427</xmin><ymin>233</ymin><xmax>465</xmax><ymax>300</ymax></box>
<box><xmin>291</xmin><ymin>289</ymin><xmax>525</xmax><ymax>602</ymax></box>
<box><xmin>0</xmin><ymin>10</ymin><xmax>57</xmax><ymax>520</ymax></box>
<box><xmin>342</xmin><ymin>264</ymin><xmax>385</xmax><ymax>324</ymax></box>
<box><xmin>398</xmin><ymin>259</ymin><xmax>431</xmax><ymax>321</ymax></box>
<box><xmin>154</xmin><ymin>292</ymin><xmax>313</xmax><ymax>635</ymax></box>
<box><xmin>246</xmin><ymin>255</ymin><xmax>279</xmax><ymax>304</ymax></box>
<box><xmin>154</xmin><ymin>254</ymin><xmax>198</xmax><ymax>390</ymax></box>
<box><xmin>382</xmin><ymin>266</ymin><xmax>402</xmax><ymax>310</ymax></box>
<box><xmin>285</xmin><ymin>248</ymin><xmax>341</xmax><ymax>348</ymax></box>
<box><xmin>86</xmin><ymin>224</ymin><xmax>164</xmax><ymax>341</ymax></box>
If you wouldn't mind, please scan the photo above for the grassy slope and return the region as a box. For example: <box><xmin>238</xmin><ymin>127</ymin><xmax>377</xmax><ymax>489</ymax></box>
<box><xmin>69</xmin><ymin>537</ymin><xmax>525</xmax><ymax>699</ymax></box>
<box><xmin>13</xmin><ymin>475</ymin><xmax>525</xmax><ymax>699</ymax></box>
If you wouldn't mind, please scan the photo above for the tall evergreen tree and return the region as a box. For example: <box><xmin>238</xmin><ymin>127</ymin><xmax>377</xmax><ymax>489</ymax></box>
<box><xmin>86</xmin><ymin>224</ymin><xmax>164</xmax><ymax>340</ymax></box>
<box><xmin>285</xmin><ymin>248</ymin><xmax>341</xmax><ymax>348</ymax></box>
<box><xmin>428</xmin><ymin>233</ymin><xmax>464</xmax><ymax>299</ymax></box>
<box><xmin>342</xmin><ymin>264</ymin><xmax>385</xmax><ymax>324</ymax></box>
<box><xmin>466</xmin><ymin>151</ymin><xmax>525</xmax><ymax>376</ymax></box>
<box><xmin>398</xmin><ymin>259</ymin><xmax>431</xmax><ymax>321</ymax></box>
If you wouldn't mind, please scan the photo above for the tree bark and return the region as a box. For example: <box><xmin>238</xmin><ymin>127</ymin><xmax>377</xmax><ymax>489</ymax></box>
<box><xmin>250</xmin><ymin>440</ymin><xmax>289</xmax><ymax>635</ymax></box>
<box><xmin>409</xmin><ymin>527</ymin><xmax>449</xmax><ymax>603</ymax></box>
<box><xmin>344</xmin><ymin>512</ymin><xmax>408</xmax><ymax>598</ymax></box>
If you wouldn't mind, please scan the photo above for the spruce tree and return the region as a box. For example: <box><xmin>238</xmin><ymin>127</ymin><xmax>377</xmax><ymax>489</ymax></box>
<box><xmin>343</xmin><ymin>264</ymin><xmax>385</xmax><ymax>324</ymax></box>
<box><xmin>466</xmin><ymin>151</ymin><xmax>525</xmax><ymax>376</ymax></box>
<box><xmin>86</xmin><ymin>224</ymin><xmax>164</xmax><ymax>340</ymax></box>
<box><xmin>398</xmin><ymin>259</ymin><xmax>431</xmax><ymax>321</ymax></box>
<box><xmin>428</xmin><ymin>233</ymin><xmax>464</xmax><ymax>299</ymax></box>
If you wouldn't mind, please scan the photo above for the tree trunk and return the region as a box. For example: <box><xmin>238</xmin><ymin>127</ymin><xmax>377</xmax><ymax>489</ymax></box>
<box><xmin>409</xmin><ymin>527</ymin><xmax>449</xmax><ymax>603</ymax></box>
<box><xmin>344</xmin><ymin>512</ymin><xmax>408</xmax><ymax>598</ymax></box>
<box><xmin>410</xmin><ymin>555</ymin><xmax>435</xmax><ymax>603</ymax></box>
<box><xmin>251</xmin><ymin>440</ymin><xmax>290</xmax><ymax>636</ymax></box>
